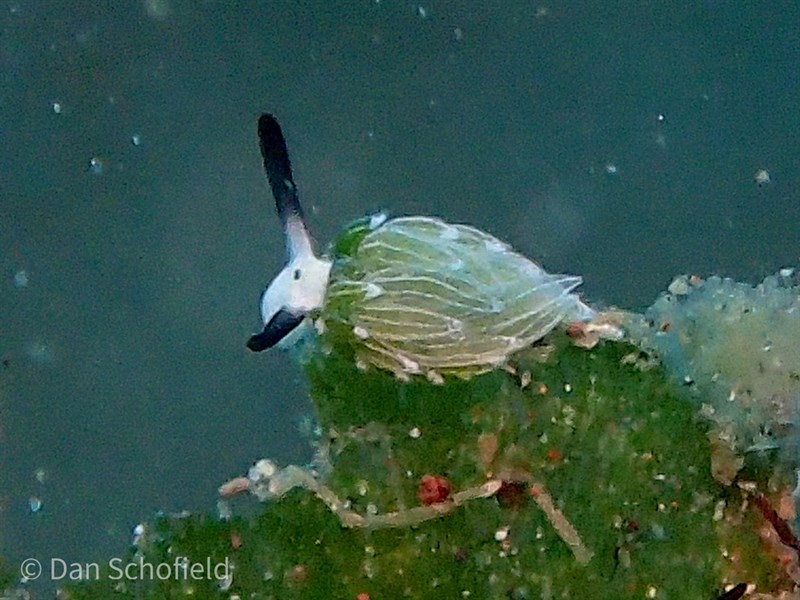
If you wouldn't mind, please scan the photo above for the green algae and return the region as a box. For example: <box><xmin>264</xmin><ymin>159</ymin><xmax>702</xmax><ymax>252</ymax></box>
<box><xmin>45</xmin><ymin>328</ymin><xmax>794</xmax><ymax>600</ymax></box>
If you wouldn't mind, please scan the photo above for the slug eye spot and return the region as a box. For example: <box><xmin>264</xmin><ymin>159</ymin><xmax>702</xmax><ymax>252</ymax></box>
<box><xmin>293</xmin><ymin>269</ymin><xmax>302</xmax><ymax>280</ymax></box>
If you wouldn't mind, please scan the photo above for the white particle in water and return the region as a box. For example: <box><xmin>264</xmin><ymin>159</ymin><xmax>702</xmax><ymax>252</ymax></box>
<box><xmin>25</xmin><ymin>340</ymin><xmax>53</xmax><ymax>364</ymax></box>
<box><xmin>13</xmin><ymin>269</ymin><xmax>29</xmax><ymax>288</ymax></box>
<box><xmin>52</xmin><ymin>102</ymin><xmax>62</xmax><ymax>114</ymax></box>
<box><xmin>34</xmin><ymin>468</ymin><xmax>46</xmax><ymax>483</ymax></box>
<box><xmin>89</xmin><ymin>157</ymin><xmax>105</xmax><ymax>175</ymax></box>
<box><xmin>217</xmin><ymin>500</ymin><xmax>232</xmax><ymax>521</ymax></box>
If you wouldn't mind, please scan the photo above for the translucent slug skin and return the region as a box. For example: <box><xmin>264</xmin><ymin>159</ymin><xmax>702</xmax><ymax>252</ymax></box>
<box><xmin>326</xmin><ymin>216</ymin><xmax>592</xmax><ymax>378</ymax></box>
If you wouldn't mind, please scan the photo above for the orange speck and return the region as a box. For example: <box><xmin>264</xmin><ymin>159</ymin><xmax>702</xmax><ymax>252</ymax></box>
<box><xmin>566</xmin><ymin>322</ymin><xmax>586</xmax><ymax>338</ymax></box>
<box><xmin>356</xmin><ymin>594</ymin><xmax>370</xmax><ymax>600</ymax></box>
<box><xmin>418</xmin><ymin>475</ymin><xmax>452</xmax><ymax>505</ymax></box>
<box><xmin>545</xmin><ymin>448</ymin><xmax>562</xmax><ymax>463</ymax></box>
<box><xmin>537</xmin><ymin>383</ymin><xmax>548</xmax><ymax>395</ymax></box>
<box><xmin>286</xmin><ymin>564</ymin><xmax>308</xmax><ymax>583</ymax></box>
<box><xmin>230</xmin><ymin>531</ymin><xmax>242</xmax><ymax>550</ymax></box>
<box><xmin>529</xmin><ymin>483</ymin><xmax>542</xmax><ymax>498</ymax></box>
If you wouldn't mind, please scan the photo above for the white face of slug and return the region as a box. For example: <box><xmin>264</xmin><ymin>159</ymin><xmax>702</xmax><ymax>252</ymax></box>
<box><xmin>260</xmin><ymin>251</ymin><xmax>333</xmax><ymax>325</ymax></box>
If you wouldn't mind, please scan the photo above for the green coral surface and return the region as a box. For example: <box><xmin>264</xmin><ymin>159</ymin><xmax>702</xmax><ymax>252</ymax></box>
<box><xmin>46</xmin><ymin>330</ymin><xmax>791</xmax><ymax>600</ymax></box>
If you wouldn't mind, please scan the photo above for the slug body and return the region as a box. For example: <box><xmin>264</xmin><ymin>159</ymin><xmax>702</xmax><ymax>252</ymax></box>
<box><xmin>248</xmin><ymin>114</ymin><xmax>593</xmax><ymax>379</ymax></box>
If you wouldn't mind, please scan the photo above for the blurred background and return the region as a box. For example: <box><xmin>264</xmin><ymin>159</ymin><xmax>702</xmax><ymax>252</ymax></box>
<box><xmin>1</xmin><ymin>0</ymin><xmax>798</xmax><ymax>593</ymax></box>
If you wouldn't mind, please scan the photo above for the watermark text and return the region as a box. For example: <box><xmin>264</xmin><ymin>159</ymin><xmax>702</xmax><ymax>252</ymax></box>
<box><xmin>19</xmin><ymin>556</ymin><xmax>232</xmax><ymax>582</ymax></box>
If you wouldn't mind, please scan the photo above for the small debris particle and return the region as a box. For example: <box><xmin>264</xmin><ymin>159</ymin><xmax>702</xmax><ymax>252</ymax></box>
<box><xmin>28</xmin><ymin>496</ymin><xmax>43</xmax><ymax>513</ymax></box>
<box><xmin>418</xmin><ymin>474</ymin><xmax>451</xmax><ymax>505</ymax></box>
<box><xmin>519</xmin><ymin>370</ymin><xmax>531</xmax><ymax>389</ymax></box>
<box><xmin>219</xmin><ymin>476</ymin><xmax>250</xmax><ymax>498</ymax></box>
<box><xmin>353</xmin><ymin>326</ymin><xmax>369</xmax><ymax>340</ymax></box>
<box><xmin>566</xmin><ymin>321</ymin><xmax>586</xmax><ymax>339</ymax></box>
<box><xmin>13</xmin><ymin>270</ymin><xmax>29</xmax><ymax>288</ymax></box>
<box><xmin>357</xmin><ymin>594</ymin><xmax>370</xmax><ymax>600</ymax></box>
<box><xmin>754</xmin><ymin>168</ymin><xmax>771</xmax><ymax>185</ymax></box>
<box><xmin>778</xmin><ymin>491</ymin><xmax>797</xmax><ymax>521</ymax></box>
<box><xmin>217</xmin><ymin>499</ymin><xmax>232</xmax><ymax>521</ymax></box>
<box><xmin>546</xmin><ymin>448</ymin><xmax>562</xmax><ymax>463</ymax></box>
<box><xmin>230</xmin><ymin>531</ymin><xmax>242</xmax><ymax>550</ymax></box>
<box><xmin>563</xmin><ymin>383</ymin><xmax>572</xmax><ymax>393</ymax></box>
<box><xmin>132</xmin><ymin>523</ymin><xmax>145</xmax><ymax>545</ymax></box>
<box><xmin>52</xmin><ymin>102</ymin><xmax>62</xmax><ymax>114</ymax></box>
<box><xmin>89</xmin><ymin>156</ymin><xmax>105</xmax><ymax>175</ymax></box>
<box><xmin>646</xmin><ymin>585</ymin><xmax>658</xmax><ymax>598</ymax></box>
<box><xmin>409</xmin><ymin>426</ymin><xmax>421</xmax><ymax>439</ymax></box>
<box><xmin>285</xmin><ymin>564</ymin><xmax>307</xmax><ymax>583</ymax></box>
<box><xmin>494</xmin><ymin>526</ymin><xmax>510</xmax><ymax>542</ymax></box>
<box><xmin>477</xmin><ymin>433</ymin><xmax>498</xmax><ymax>470</ymax></box>
<box><xmin>667</xmin><ymin>277</ymin><xmax>690</xmax><ymax>295</ymax></box>
<box><xmin>713</xmin><ymin>500</ymin><xmax>726</xmax><ymax>521</ymax></box>
<box><xmin>496</xmin><ymin>481</ymin><xmax>528</xmax><ymax>509</ymax></box>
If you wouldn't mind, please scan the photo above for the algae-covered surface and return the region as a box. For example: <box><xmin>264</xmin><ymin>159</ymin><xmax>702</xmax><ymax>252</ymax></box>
<box><xmin>3</xmin><ymin>4</ymin><xmax>799</xmax><ymax>597</ymax></box>
<box><xmin>49</xmin><ymin>332</ymin><xmax>793</xmax><ymax>599</ymax></box>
